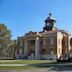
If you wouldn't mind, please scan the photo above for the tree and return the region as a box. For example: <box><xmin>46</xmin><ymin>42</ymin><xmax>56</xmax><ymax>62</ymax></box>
<box><xmin>0</xmin><ymin>24</ymin><xmax>14</xmax><ymax>59</ymax></box>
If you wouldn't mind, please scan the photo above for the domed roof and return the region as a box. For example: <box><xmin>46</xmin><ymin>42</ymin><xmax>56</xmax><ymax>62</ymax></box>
<box><xmin>45</xmin><ymin>13</ymin><xmax>56</xmax><ymax>22</ymax></box>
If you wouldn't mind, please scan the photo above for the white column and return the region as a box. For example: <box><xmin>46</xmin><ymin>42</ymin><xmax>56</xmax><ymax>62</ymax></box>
<box><xmin>24</xmin><ymin>40</ymin><xmax>28</xmax><ymax>56</ymax></box>
<box><xmin>35</xmin><ymin>37</ymin><xmax>40</xmax><ymax>59</ymax></box>
<box><xmin>68</xmin><ymin>36</ymin><xmax>71</xmax><ymax>53</ymax></box>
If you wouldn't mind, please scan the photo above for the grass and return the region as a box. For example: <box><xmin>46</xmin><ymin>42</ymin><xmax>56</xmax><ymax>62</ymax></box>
<box><xmin>0</xmin><ymin>66</ymin><xmax>47</xmax><ymax>70</ymax></box>
<box><xmin>0</xmin><ymin>60</ymin><xmax>71</xmax><ymax>70</ymax></box>
<box><xmin>0</xmin><ymin>60</ymin><xmax>69</xmax><ymax>64</ymax></box>
<box><xmin>0</xmin><ymin>60</ymin><xmax>51</xmax><ymax>70</ymax></box>
<box><xmin>0</xmin><ymin>60</ymin><xmax>52</xmax><ymax>64</ymax></box>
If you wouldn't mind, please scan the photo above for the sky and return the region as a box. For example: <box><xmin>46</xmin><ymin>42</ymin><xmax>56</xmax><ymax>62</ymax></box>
<box><xmin>0</xmin><ymin>0</ymin><xmax>72</xmax><ymax>39</ymax></box>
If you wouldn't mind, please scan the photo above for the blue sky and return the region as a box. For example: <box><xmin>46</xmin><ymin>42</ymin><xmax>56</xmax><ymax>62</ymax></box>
<box><xmin>0</xmin><ymin>0</ymin><xmax>72</xmax><ymax>39</ymax></box>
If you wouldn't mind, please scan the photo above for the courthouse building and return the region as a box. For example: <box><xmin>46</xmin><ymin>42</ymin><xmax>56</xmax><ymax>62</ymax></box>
<box><xmin>15</xmin><ymin>13</ymin><xmax>72</xmax><ymax>60</ymax></box>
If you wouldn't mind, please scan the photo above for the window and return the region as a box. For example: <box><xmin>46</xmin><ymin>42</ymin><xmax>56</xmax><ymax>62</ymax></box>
<box><xmin>47</xmin><ymin>23</ymin><xmax>49</xmax><ymax>26</ymax></box>
<box><xmin>41</xmin><ymin>49</ymin><xmax>45</xmax><ymax>54</ymax></box>
<box><xmin>40</xmin><ymin>40</ymin><xmax>43</xmax><ymax>45</ymax></box>
<box><xmin>50</xmin><ymin>50</ymin><xmax>54</xmax><ymax>54</ymax></box>
<box><xmin>20</xmin><ymin>41</ymin><xmax>22</xmax><ymax>46</ymax></box>
<box><xmin>70</xmin><ymin>38</ymin><xmax>72</xmax><ymax>46</ymax></box>
<box><xmin>43</xmin><ymin>40</ymin><xmax>46</xmax><ymax>45</ymax></box>
<box><xmin>20</xmin><ymin>49</ymin><xmax>22</xmax><ymax>54</ymax></box>
<box><xmin>29</xmin><ymin>40</ymin><xmax>35</xmax><ymax>45</ymax></box>
<box><xmin>50</xmin><ymin>38</ymin><xmax>54</xmax><ymax>45</ymax></box>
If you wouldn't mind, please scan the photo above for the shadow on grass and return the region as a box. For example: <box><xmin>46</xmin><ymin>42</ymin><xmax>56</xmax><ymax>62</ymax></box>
<box><xmin>28</xmin><ymin>62</ymin><xmax>72</xmax><ymax>71</ymax></box>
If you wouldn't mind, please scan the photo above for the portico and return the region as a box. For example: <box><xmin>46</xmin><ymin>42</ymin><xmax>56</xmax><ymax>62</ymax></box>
<box><xmin>24</xmin><ymin>33</ymin><xmax>41</xmax><ymax>60</ymax></box>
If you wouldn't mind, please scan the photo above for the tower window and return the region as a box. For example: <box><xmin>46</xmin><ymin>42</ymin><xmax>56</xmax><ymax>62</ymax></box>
<box><xmin>46</xmin><ymin>23</ymin><xmax>49</xmax><ymax>26</ymax></box>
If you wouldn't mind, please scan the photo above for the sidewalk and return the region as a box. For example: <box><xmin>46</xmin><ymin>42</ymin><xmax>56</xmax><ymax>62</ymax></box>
<box><xmin>0</xmin><ymin>63</ymin><xmax>72</xmax><ymax>66</ymax></box>
<box><xmin>0</xmin><ymin>64</ymin><xmax>28</xmax><ymax>66</ymax></box>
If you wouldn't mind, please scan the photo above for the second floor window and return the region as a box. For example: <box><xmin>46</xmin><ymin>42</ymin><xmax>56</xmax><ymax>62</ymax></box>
<box><xmin>29</xmin><ymin>40</ymin><xmax>35</xmax><ymax>45</ymax></box>
<box><xmin>20</xmin><ymin>41</ymin><xmax>22</xmax><ymax>46</ymax></box>
<box><xmin>50</xmin><ymin>38</ymin><xmax>54</xmax><ymax>45</ymax></box>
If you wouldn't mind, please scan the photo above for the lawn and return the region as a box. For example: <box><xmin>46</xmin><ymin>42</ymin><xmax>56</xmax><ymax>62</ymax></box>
<box><xmin>0</xmin><ymin>66</ymin><xmax>47</xmax><ymax>70</ymax></box>
<box><xmin>0</xmin><ymin>60</ymin><xmax>52</xmax><ymax>64</ymax></box>
<box><xmin>0</xmin><ymin>60</ymin><xmax>52</xmax><ymax>70</ymax></box>
<box><xmin>0</xmin><ymin>60</ymin><xmax>71</xmax><ymax>70</ymax></box>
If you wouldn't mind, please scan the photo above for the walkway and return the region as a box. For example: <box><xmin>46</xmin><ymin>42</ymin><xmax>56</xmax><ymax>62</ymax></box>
<box><xmin>0</xmin><ymin>63</ymin><xmax>72</xmax><ymax>66</ymax></box>
<box><xmin>0</xmin><ymin>64</ymin><xmax>28</xmax><ymax>66</ymax></box>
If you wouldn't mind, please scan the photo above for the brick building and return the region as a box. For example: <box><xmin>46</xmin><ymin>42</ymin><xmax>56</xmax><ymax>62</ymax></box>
<box><xmin>15</xmin><ymin>13</ymin><xmax>72</xmax><ymax>60</ymax></box>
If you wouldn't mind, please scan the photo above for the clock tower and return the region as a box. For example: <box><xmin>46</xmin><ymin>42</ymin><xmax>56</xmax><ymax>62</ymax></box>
<box><xmin>43</xmin><ymin>13</ymin><xmax>56</xmax><ymax>32</ymax></box>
